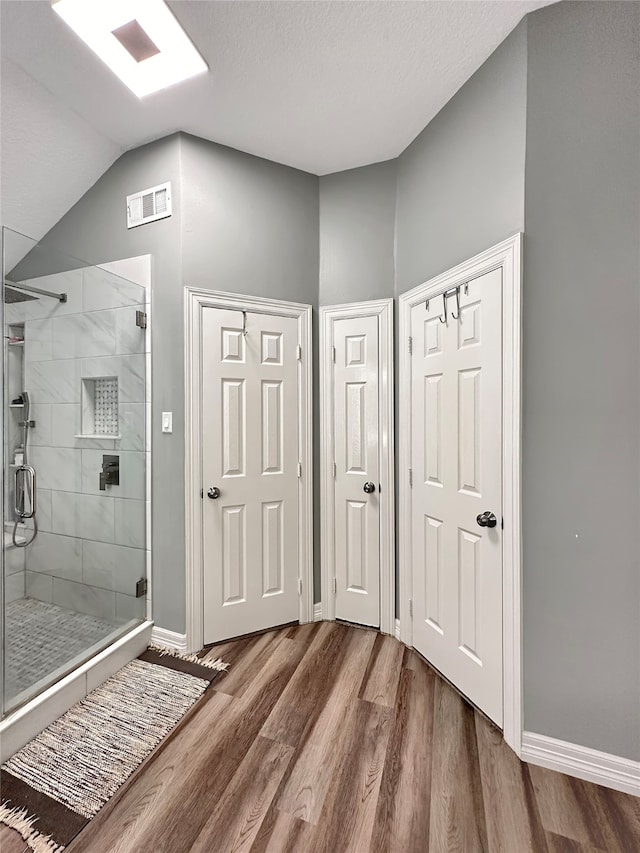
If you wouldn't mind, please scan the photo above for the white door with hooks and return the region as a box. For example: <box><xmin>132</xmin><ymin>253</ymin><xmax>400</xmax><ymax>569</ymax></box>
<box><xmin>410</xmin><ymin>269</ymin><xmax>503</xmax><ymax>725</ymax></box>
<box><xmin>320</xmin><ymin>300</ymin><xmax>394</xmax><ymax>633</ymax></box>
<box><xmin>201</xmin><ymin>306</ymin><xmax>300</xmax><ymax>644</ymax></box>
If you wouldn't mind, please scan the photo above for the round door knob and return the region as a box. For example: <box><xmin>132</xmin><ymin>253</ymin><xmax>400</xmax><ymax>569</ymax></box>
<box><xmin>476</xmin><ymin>511</ymin><xmax>497</xmax><ymax>528</ymax></box>
<box><xmin>207</xmin><ymin>487</ymin><xmax>221</xmax><ymax>500</ymax></box>
<box><xmin>363</xmin><ymin>482</ymin><xmax>376</xmax><ymax>494</ymax></box>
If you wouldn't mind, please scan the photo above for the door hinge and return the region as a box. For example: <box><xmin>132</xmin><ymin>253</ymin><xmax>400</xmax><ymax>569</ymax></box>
<box><xmin>408</xmin><ymin>336</ymin><xmax>413</xmax><ymax>355</ymax></box>
<box><xmin>333</xmin><ymin>461</ymin><xmax>337</xmax><ymax>478</ymax></box>
<box><xmin>135</xmin><ymin>310</ymin><xmax>148</xmax><ymax>329</ymax></box>
<box><xmin>501</xmin><ymin>517</ymin><xmax>504</xmax><ymax>530</ymax></box>
<box><xmin>332</xmin><ymin>577</ymin><xmax>337</xmax><ymax>595</ymax></box>
<box><xmin>408</xmin><ymin>468</ymin><xmax>413</xmax><ymax>487</ymax></box>
<box><xmin>298</xmin><ymin>578</ymin><xmax>303</xmax><ymax>595</ymax></box>
<box><xmin>297</xmin><ymin>344</ymin><xmax>302</xmax><ymax>360</ymax></box>
<box><xmin>136</xmin><ymin>578</ymin><xmax>148</xmax><ymax>598</ymax></box>
<box><xmin>297</xmin><ymin>461</ymin><xmax>302</xmax><ymax>478</ymax></box>
<box><xmin>409</xmin><ymin>598</ymin><xmax>413</xmax><ymax>618</ymax></box>
<box><xmin>200</xmin><ymin>487</ymin><xmax>204</xmax><ymax>499</ymax></box>
<box><xmin>332</xmin><ymin>345</ymin><xmax>336</xmax><ymax>363</ymax></box>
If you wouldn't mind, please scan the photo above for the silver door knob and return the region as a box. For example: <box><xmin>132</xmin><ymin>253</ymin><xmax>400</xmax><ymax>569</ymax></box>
<box><xmin>476</xmin><ymin>511</ymin><xmax>497</xmax><ymax>528</ymax></box>
<box><xmin>363</xmin><ymin>482</ymin><xmax>376</xmax><ymax>494</ymax></box>
<box><xmin>207</xmin><ymin>487</ymin><xmax>221</xmax><ymax>499</ymax></box>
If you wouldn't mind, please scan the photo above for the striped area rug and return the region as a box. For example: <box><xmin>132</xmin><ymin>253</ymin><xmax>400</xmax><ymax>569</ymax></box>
<box><xmin>0</xmin><ymin>646</ymin><xmax>227</xmax><ymax>853</ymax></box>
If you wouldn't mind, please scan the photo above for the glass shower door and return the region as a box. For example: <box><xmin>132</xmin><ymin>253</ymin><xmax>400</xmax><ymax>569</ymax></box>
<box><xmin>2</xmin><ymin>226</ymin><xmax>149</xmax><ymax>717</ymax></box>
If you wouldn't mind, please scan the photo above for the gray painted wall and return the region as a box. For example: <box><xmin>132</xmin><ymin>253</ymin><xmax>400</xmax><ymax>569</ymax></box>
<box><xmin>14</xmin><ymin>132</ymin><xmax>321</xmax><ymax>630</ymax></box>
<box><xmin>319</xmin><ymin>161</ymin><xmax>396</xmax><ymax>306</ymax></box>
<box><xmin>395</xmin><ymin>19</ymin><xmax>528</xmax><ymax>294</ymax></box>
<box><xmin>522</xmin><ymin>1</ymin><xmax>640</xmax><ymax>760</ymax></box>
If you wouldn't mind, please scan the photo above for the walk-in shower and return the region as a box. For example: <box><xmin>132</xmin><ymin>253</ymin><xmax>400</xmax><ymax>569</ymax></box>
<box><xmin>1</xmin><ymin>226</ymin><xmax>150</xmax><ymax>719</ymax></box>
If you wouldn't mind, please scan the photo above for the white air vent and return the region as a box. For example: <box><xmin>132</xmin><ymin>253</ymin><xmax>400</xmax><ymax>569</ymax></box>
<box><xmin>126</xmin><ymin>182</ymin><xmax>172</xmax><ymax>229</ymax></box>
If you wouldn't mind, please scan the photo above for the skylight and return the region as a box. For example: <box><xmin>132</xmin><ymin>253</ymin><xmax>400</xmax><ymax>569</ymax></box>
<box><xmin>52</xmin><ymin>0</ymin><xmax>208</xmax><ymax>98</ymax></box>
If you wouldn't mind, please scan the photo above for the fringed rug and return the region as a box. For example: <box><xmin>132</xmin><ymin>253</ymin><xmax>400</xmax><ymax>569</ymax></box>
<box><xmin>0</xmin><ymin>645</ymin><xmax>227</xmax><ymax>852</ymax></box>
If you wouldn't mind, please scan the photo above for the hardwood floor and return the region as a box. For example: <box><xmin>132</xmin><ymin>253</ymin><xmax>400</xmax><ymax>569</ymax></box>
<box><xmin>62</xmin><ymin>622</ymin><xmax>639</xmax><ymax>852</ymax></box>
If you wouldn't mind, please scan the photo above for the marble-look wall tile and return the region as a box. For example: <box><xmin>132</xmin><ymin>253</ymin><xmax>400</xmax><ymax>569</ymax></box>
<box><xmin>80</xmin><ymin>354</ymin><xmax>145</xmax><ymax>404</ymax></box>
<box><xmin>52</xmin><ymin>577</ymin><xmax>116</xmax><ymax>621</ymax></box>
<box><xmin>4</xmin><ymin>546</ymin><xmax>25</xmax><ymax>576</ymax></box>
<box><xmin>115</xmin><ymin>304</ymin><xmax>146</xmax><ymax>355</ymax></box>
<box><xmin>29</xmin><ymin>446</ymin><xmax>82</xmax><ymax>492</ymax></box>
<box><xmin>27</xmin><ymin>532</ymin><xmax>83</xmax><ymax>581</ymax></box>
<box><xmin>35</xmin><ymin>488</ymin><xmax>53</xmax><ymax>533</ymax></box>
<box><xmin>29</xmin><ymin>404</ymin><xmax>52</xmax><ymax>447</ymax></box>
<box><xmin>26</xmin><ymin>571</ymin><xmax>53</xmax><ymax>603</ymax></box>
<box><xmin>5</xmin><ymin>571</ymin><xmax>25</xmax><ymax>603</ymax></box>
<box><xmin>115</xmin><ymin>592</ymin><xmax>145</xmax><ymax>622</ymax></box>
<box><xmin>16</xmin><ymin>270</ymin><xmax>83</xmax><ymax>321</ymax></box>
<box><xmin>24</xmin><ymin>319</ymin><xmax>53</xmax><ymax>362</ymax></box>
<box><xmin>53</xmin><ymin>310</ymin><xmax>116</xmax><ymax>359</ymax></box>
<box><xmin>117</xmin><ymin>403</ymin><xmax>145</xmax><ymax>451</ymax></box>
<box><xmin>81</xmin><ymin>449</ymin><xmax>145</xmax><ymax>500</ymax></box>
<box><xmin>50</xmin><ymin>403</ymin><xmax>80</xmax><ymax>447</ymax></box>
<box><xmin>82</xmin><ymin>540</ymin><xmax>145</xmax><ymax>595</ymax></box>
<box><xmin>114</xmin><ymin>499</ymin><xmax>145</xmax><ymax>549</ymax></box>
<box><xmin>83</xmin><ymin>267</ymin><xmax>144</xmax><ymax>312</ymax></box>
<box><xmin>51</xmin><ymin>492</ymin><xmax>115</xmax><ymax>543</ymax></box>
<box><xmin>25</xmin><ymin>359</ymin><xmax>80</xmax><ymax>404</ymax></box>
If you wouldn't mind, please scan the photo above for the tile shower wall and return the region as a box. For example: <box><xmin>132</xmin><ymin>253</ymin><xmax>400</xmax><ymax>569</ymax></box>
<box><xmin>6</xmin><ymin>266</ymin><xmax>149</xmax><ymax>623</ymax></box>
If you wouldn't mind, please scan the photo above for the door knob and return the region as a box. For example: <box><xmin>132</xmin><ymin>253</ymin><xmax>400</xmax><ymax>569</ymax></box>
<box><xmin>207</xmin><ymin>487</ymin><xmax>221</xmax><ymax>499</ymax></box>
<box><xmin>476</xmin><ymin>511</ymin><xmax>497</xmax><ymax>528</ymax></box>
<box><xmin>363</xmin><ymin>482</ymin><xmax>376</xmax><ymax>494</ymax></box>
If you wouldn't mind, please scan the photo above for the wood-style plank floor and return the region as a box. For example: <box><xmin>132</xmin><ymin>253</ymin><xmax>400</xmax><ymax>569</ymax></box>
<box><xmin>55</xmin><ymin>622</ymin><xmax>640</xmax><ymax>852</ymax></box>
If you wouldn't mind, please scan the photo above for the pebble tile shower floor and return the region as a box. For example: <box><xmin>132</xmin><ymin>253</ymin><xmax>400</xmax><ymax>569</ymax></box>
<box><xmin>4</xmin><ymin>598</ymin><xmax>121</xmax><ymax>704</ymax></box>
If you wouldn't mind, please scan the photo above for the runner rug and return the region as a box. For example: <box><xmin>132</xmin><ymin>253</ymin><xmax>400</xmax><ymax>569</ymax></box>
<box><xmin>0</xmin><ymin>646</ymin><xmax>227</xmax><ymax>852</ymax></box>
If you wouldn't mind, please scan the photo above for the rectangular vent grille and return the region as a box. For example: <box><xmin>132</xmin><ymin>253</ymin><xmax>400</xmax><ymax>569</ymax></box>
<box><xmin>127</xmin><ymin>182</ymin><xmax>172</xmax><ymax>229</ymax></box>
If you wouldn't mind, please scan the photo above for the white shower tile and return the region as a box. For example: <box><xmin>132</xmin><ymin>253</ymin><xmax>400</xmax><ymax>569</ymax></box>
<box><xmin>29</xmin><ymin>446</ymin><xmax>82</xmax><ymax>492</ymax></box>
<box><xmin>28</xmin><ymin>532</ymin><xmax>83</xmax><ymax>581</ymax></box>
<box><xmin>115</xmin><ymin>304</ymin><xmax>146</xmax><ymax>355</ymax></box>
<box><xmin>83</xmin><ymin>267</ymin><xmax>144</xmax><ymax>312</ymax></box>
<box><xmin>36</xmin><ymin>488</ymin><xmax>53</xmax><ymax>533</ymax></box>
<box><xmin>53</xmin><ymin>310</ymin><xmax>116</xmax><ymax>359</ymax></box>
<box><xmin>117</xmin><ymin>403</ymin><xmax>145</xmax><ymax>451</ymax></box>
<box><xmin>29</xmin><ymin>404</ymin><xmax>52</xmax><ymax>447</ymax></box>
<box><xmin>81</xmin><ymin>449</ymin><xmax>145</xmax><ymax>500</ymax></box>
<box><xmin>114</xmin><ymin>499</ymin><xmax>145</xmax><ymax>549</ymax></box>
<box><xmin>25</xmin><ymin>359</ymin><xmax>80</xmax><ymax>404</ymax></box>
<box><xmin>5</xmin><ymin>547</ymin><xmax>25</xmax><ymax>576</ymax></box>
<box><xmin>26</xmin><ymin>571</ymin><xmax>53</xmax><ymax>603</ymax></box>
<box><xmin>52</xmin><ymin>492</ymin><xmax>115</xmax><ymax>543</ymax></box>
<box><xmin>51</xmin><ymin>404</ymin><xmax>80</xmax><ymax>447</ymax></box>
<box><xmin>80</xmin><ymin>354</ymin><xmax>145</xmax><ymax>403</ymax></box>
<box><xmin>6</xmin><ymin>572</ymin><xmax>25</xmax><ymax>603</ymax></box>
<box><xmin>115</xmin><ymin>592</ymin><xmax>145</xmax><ymax>622</ymax></box>
<box><xmin>52</xmin><ymin>578</ymin><xmax>116</xmax><ymax>621</ymax></box>
<box><xmin>82</xmin><ymin>540</ymin><xmax>145</xmax><ymax>594</ymax></box>
<box><xmin>24</xmin><ymin>319</ymin><xmax>53</xmax><ymax>362</ymax></box>
<box><xmin>18</xmin><ymin>270</ymin><xmax>83</xmax><ymax>320</ymax></box>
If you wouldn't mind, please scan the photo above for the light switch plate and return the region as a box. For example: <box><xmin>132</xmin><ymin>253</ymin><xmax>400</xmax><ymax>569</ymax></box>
<box><xmin>162</xmin><ymin>412</ymin><xmax>172</xmax><ymax>434</ymax></box>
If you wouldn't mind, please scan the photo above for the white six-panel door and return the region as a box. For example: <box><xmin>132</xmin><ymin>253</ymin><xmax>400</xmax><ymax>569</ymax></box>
<box><xmin>202</xmin><ymin>307</ymin><xmax>300</xmax><ymax>644</ymax></box>
<box><xmin>333</xmin><ymin>315</ymin><xmax>381</xmax><ymax>627</ymax></box>
<box><xmin>411</xmin><ymin>268</ymin><xmax>503</xmax><ymax>725</ymax></box>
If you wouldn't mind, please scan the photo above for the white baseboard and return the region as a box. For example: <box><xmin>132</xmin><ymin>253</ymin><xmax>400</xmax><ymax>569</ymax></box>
<box><xmin>151</xmin><ymin>626</ymin><xmax>188</xmax><ymax>652</ymax></box>
<box><xmin>394</xmin><ymin>618</ymin><xmax>401</xmax><ymax>641</ymax></box>
<box><xmin>313</xmin><ymin>603</ymin><xmax>323</xmax><ymax>622</ymax></box>
<box><xmin>521</xmin><ymin>731</ymin><xmax>640</xmax><ymax>797</ymax></box>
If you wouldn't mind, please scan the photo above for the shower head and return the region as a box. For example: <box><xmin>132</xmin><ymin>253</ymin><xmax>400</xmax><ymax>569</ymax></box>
<box><xmin>4</xmin><ymin>284</ymin><xmax>38</xmax><ymax>303</ymax></box>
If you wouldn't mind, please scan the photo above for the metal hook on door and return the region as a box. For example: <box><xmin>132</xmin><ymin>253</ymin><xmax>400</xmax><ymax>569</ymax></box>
<box><xmin>242</xmin><ymin>311</ymin><xmax>248</xmax><ymax>336</ymax></box>
<box><xmin>438</xmin><ymin>292</ymin><xmax>448</xmax><ymax>325</ymax></box>
<box><xmin>450</xmin><ymin>285</ymin><xmax>461</xmax><ymax>320</ymax></box>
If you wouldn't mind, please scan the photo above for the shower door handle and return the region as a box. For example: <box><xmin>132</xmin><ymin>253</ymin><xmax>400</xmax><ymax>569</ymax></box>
<box><xmin>15</xmin><ymin>465</ymin><xmax>36</xmax><ymax>519</ymax></box>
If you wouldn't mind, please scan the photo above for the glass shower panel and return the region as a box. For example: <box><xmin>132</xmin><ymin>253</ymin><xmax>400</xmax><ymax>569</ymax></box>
<box><xmin>1</xmin><ymin>226</ymin><xmax>148</xmax><ymax>717</ymax></box>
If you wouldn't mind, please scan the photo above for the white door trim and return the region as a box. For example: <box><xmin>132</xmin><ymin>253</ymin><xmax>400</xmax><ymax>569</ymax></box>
<box><xmin>184</xmin><ymin>288</ymin><xmax>313</xmax><ymax>653</ymax></box>
<box><xmin>319</xmin><ymin>299</ymin><xmax>395</xmax><ymax>635</ymax></box>
<box><xmin>398</xmin><ymin>234</ymin><xmax>522</xmax><ymax>754</ymax></box>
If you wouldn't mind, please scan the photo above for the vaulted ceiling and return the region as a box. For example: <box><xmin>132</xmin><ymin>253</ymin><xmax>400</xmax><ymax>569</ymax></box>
<box><xmin>0</xmin><ymin>0</ymin><xmax>554</xmax><ymax>246</ymax></box>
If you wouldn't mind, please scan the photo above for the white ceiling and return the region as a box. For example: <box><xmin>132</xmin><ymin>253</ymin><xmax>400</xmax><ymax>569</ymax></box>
<box><xmin>1</xmin><ymin>0</ymin><xmax>554</xmax><ymax>245</ymax></box>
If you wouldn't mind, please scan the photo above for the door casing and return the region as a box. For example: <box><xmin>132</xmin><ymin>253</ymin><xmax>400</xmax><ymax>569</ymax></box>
<box><xmin>320</xmin><ymin>299</ymin><xmax>395</xmax><ymax>635</ymax></box>
<box><xmin>185</xmin><ymin>288</ymin><xmax>313</xmax><ymax>653</ymax></box>
<box><xmin>398</xmin><ymin>234</ymin><xmax>522</xmax><ymax>755</ymax></box>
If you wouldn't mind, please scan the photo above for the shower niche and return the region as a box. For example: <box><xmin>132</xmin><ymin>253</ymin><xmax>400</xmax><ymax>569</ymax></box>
<box><xmin>80</xmin><ymin>376</ymin><xmax>120</xmax><ymax>438</ymax></box>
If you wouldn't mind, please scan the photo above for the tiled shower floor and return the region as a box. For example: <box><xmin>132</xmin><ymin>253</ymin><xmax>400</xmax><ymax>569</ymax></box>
<box><xmin>4</xmin><ymin>598</ymin><xmax>121</xmax><ymax>707</ymax></box>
